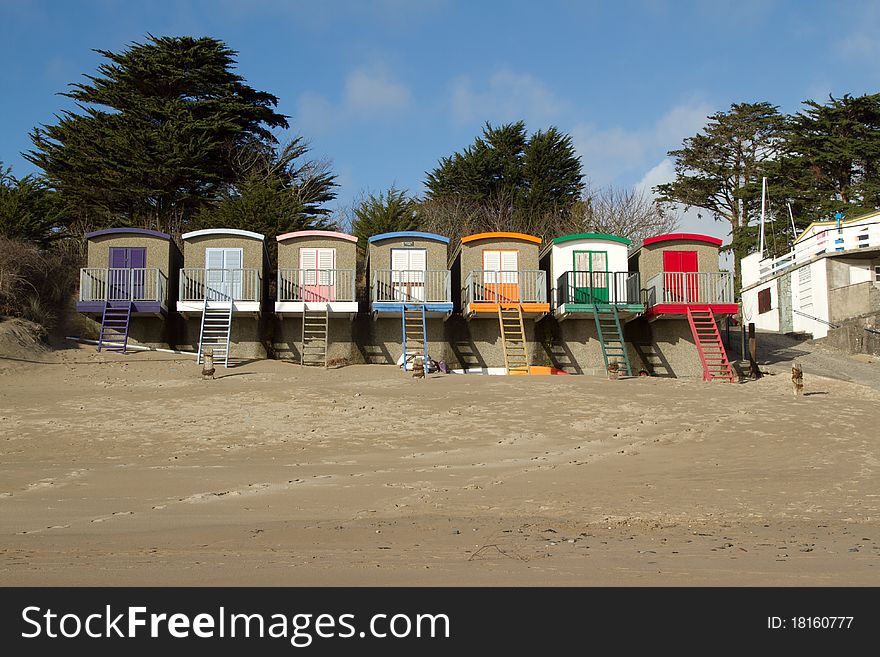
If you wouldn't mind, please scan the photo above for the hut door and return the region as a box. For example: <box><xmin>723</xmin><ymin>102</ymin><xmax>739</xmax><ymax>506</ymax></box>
<box><xmin>483</xmin><ymin>250</ymin><xmax>519</xmax><ymax>302</ymax></box>
<box><xmin>391</xmin><ymin>248</ymin><xmax>426</xmax><ymax>302</ymax></box>
<box><xmin>663</xmin><ymin>251</ymin><xmax>698</xmax><ymax>302</ymax></box>
<box><xmin>205</xmin><ymin>248</ymin><xmax>243</xmax><ymax>300</ymax></box>
<box><xmin>108</xmin><ymin>247</ymin><xmax>145</xmax><ymax>301</ymax></box>
<box><xmin>573</xmin><ymin>251</ymin><xmax>608</xmax><ymax>303</ymax></box>
<box><xmin>300</xmin><ymin>248</ymin><xmax>336</xmax><ymax>302</ymax></box>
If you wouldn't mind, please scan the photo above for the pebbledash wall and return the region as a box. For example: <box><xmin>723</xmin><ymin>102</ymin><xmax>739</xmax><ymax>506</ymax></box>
<box><xmin>626</xmin><ymin>234</ymin><xmax>732</xmax><ymax>378</ymax></box>
<box><xmin>537</xmin><ymin>233</ymin><xmax>642</xmax><ymax>376</ymax></box>
<box><xmin>79</xmin><ymin>228</ymin><xmax>181</xmax><ymax>348</ymax></box>
<box><xmin>174</xmin><ymin>229</ymin><xmax>270</xmax><ymax>360</ymax></box>
<box><xmin>272</xmin><ymin>230</ymin><xmax>360</xmax><ymax>364</ymax></box>
<box><xmin>447</xmin><ymin>233</ymin><xmax>549</xmax><ymax>373</ymax></box>
<box><xmin>362</xmin><ymin>232</ymin><xmax>452</xmax><ymax>365</ymax></box>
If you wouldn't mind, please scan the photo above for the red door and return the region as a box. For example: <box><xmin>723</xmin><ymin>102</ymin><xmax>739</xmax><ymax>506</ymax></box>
<box><xmin>663</xmin><ymin>251</ymin><xmax>698</xmax><ymax>302</ymax></box>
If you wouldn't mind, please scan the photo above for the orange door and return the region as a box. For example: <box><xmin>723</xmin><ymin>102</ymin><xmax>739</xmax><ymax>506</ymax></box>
<box><xmin>483</xmin><ymin>250</ymin><xmax>519</xmax><ymax>302</ymax></box>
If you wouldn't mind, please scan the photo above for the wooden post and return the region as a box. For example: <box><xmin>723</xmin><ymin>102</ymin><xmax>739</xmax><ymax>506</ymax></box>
<box><xmin>748</xmin><ymin>322</ymin><xmax>760</xmax><ymax>379</ymax></box>
<box><xmin>201</xmin><ymin>348</ymin><xmax>215</xmax><ymax>380</ymax></box>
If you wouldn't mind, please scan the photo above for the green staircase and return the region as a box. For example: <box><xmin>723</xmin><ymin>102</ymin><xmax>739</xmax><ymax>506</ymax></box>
<box><xmin>593</xmin><ymin>305</ymin><xmax>632</xmax><ymax>376</ymax></box>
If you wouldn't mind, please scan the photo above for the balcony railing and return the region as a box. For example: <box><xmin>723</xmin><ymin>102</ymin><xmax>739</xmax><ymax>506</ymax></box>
<box><xmin>179</xmin><ymin>268</ymin><xmax>261</xmax><ymax>302</ymax></box>
<box><xmin>79</xmin><ymin>268</ymin><xmax>167</xmax><ymax>303</ymax></box>
<box><xmin>556</xmin><ymin>271</ymin><xmax>641</xmax><ymax>306</ymax></box>
<box><xmin>758</xmin><ymin>219</ymin><xmax>880</xmax><ymax>279</ymax></box>
<box><xmin>371</xmin><ymin>269</ymin><xmax>451</xmax><ymax>304</ymax></box>
<box><xmin>278</xmin><ymin>268</ymin><xmax>356</xmax><ymax>302</ymax></box>
<box><xmin>643</xmin><ymin>271</ymin><xmax>734</xmax><ymax>306</ymax></box>
<box><xmin>463</xmin><ymin>270</ymin><xmax>547</xmax><ymax>306</ymax></box>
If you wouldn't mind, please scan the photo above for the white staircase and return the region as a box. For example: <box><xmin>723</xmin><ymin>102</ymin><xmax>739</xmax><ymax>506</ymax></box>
<box><xmin>197</xmin><ymin>300</ymin><xmax>233</xmax><ymax>368</ymax></box>
<box><xmin>301</xmin><ymin>307</ymin><xmax>329</xmax><ymax>367</ymax></box>
<box><xmin>402</xmin><ymin>304</ymin><xmax>428</xmax><ymax>377</ymax></box>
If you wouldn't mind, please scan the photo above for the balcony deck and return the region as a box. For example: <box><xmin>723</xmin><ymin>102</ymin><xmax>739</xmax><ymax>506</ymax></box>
<box><xmin>463</xmin><ymin>270</ymin><xmax>548</xmax><ymax>318</ymax></box>
<box><xmin>77</xmin><ymin>268</ymin><xmax>168</xmax><ymax>315</ymax></box>
<box><xmin>275</xmin><ymin>269</ymin><xmax>358</xmax><ymax>315</ymax></box>
<box><xmin>370</xmin><ymin>269</ymin><xmax>453</xmax><ymax>317</ymax></box>
<box><xmin>177</xmin><ymin>268</ymin><xmax>262</xmax><ymax>316</ymax></box>
<box><xmin>553</xmin><ymin>271</ymin><xmax>643</xmax><ymax>321</ymax></box>
<box><xmin>642</xmin><ymin>271</ymin><xmax>737</xmax><ymax>319</ymax></box>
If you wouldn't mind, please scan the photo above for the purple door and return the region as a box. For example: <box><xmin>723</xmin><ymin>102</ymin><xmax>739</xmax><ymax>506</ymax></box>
<box><xmin>109</xmin><ymin>247</ymin><xmax>146</xmax><ymax>300</ymax></box>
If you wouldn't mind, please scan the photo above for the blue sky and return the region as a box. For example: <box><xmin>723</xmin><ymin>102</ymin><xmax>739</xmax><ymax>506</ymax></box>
<box><xmin>2</xmin><ymin>0</ymin><xmax>879</xmax><ymax>240</ymax></box>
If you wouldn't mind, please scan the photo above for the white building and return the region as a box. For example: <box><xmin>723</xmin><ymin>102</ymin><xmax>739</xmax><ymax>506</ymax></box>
<box><xmin>741</xmin><ymin>210</ymin><xmax>880</xmax><ymax>338</ymax></box>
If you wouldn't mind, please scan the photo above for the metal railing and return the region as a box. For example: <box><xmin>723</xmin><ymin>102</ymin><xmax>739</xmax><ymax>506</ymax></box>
<box><xmin>79</xmin><ymin>268</ymin><xmax>167</xmax><ymax>303</ymax></box>
<box><xmin>758</xmin><ymin>219</ymin><xmax>880</xmax><ymax>278</ymax></box>
<box><xmin>463</xmin><ymin>270</ymin><xmax>547</xmax><ymax>306</ymax></box>
<box><xmin>371</xmin><ymin>269</ymin><xmax>451</xmax><ymax>303</ymax></box>
<box><xmin>179</xmin><ymin>268</ymin><xmax>261</xmax><ymax>302</ymax></box>
<box><xmin>277</xmin><ymin>268</ymin><xmax>356</xmax><ymax>302</ymax></box>
<box><xmin>556</xmin><ymin>270</ymin><xmax>640</xmax><ymax>306</ymax></box>
<box><xmin>643</xmin><ymin>271</ymin><xmax>734</xmax><ymax>306</ymax></box>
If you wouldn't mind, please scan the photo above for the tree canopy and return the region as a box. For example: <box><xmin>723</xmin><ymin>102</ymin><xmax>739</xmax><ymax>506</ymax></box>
<box><xmin>0</xmin><ymin>163</ymin><xmax>66</xmax><ymax>247</ymax></box>
<box><xmin>26</xmin><ymin>35</ymin><xmax>289</xmax><ymax>234</ymax></box>
<box><xmin>424</xmin><ymin>121</ymin><xmax>583</xmax><ymax>231</ymax></box>
<box><xmin>195</xmin><ymin>137</ymin><xmax>338</xmax><ymax>266</ymax></box>
<box><xmin>655</xmin><ymin>102</ymin><xmax>784</xmax><ymax>286</ymax></box>
<box><xmin>351</xmin><ymin>187</ymin><xmax>422</xmax><ymax>253</ymax></box>
<box><xmin>771</xmin><ymin>93</ymin><xmax>880</xmax><ymax>223</ymax></box>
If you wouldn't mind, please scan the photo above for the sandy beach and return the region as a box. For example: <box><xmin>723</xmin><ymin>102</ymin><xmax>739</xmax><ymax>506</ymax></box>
<box><xmin>1</xmin><ymin>342</ymin><xmax>878</xmax><ymax>586</ymax></box>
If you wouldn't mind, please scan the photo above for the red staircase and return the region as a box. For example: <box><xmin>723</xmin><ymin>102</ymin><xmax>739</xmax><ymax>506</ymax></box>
<box><xmin>686</xmin><ymin>307</ymin><xmax>734</xmax><ymax>382</ymax></box>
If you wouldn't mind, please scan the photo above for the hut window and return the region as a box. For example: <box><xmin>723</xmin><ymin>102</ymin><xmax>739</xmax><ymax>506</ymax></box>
<box><xmin>758</xmin><ymin>288</ymin><xmax>771</xmax><ymax>314</ymax></box>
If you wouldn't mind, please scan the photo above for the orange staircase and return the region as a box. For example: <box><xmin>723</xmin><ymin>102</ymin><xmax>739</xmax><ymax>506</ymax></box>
<box><xmin>686</xmin><ymin>307</ymin><xmax>734</xmax><ymax>382</ymax></box>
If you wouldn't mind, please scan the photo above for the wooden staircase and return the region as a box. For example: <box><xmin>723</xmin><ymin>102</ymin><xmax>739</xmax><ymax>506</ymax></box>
<box><xmin>97</xmin><ymin>301</ymin><xmax>132</xmax><ymax>353</ymax></box>
<box><xmin>686</xmin><ymin>307</ymin><xmax>734</xmax><ymax>382</ymax></box>
<box><xmin>498</xmin><ymin>304</ymin><xmax>530</xmax><ymax>374</ymax></box>
<box><xmin>301</xmin><ymin>307</ymin><xmax>329</xmax><ymax>367</ymax></box>
<box><xmin>197</xmin><ymin>300</ymin><xmax>233</xmax><ymax>368</ymax></box>
<box><xmin>593</xmin><ymin>305</ymin><xmax>632</xmax><ymax>376</ymax></box>
<box><xmin>402</xmin><ymin>304</ymin><xmax>428</xmax><ymax>376</ymax></box>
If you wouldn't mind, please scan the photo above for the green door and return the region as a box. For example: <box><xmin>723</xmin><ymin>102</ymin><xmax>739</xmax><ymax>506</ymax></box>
<box><xmin>573</xmin><ymin>250</ymin><xmax>609</xmax><ymax>303</ymax></box>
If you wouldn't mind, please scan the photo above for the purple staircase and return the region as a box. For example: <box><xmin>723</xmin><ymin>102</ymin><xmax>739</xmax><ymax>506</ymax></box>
<box><xmin>97</xmin><ymin>301</ymin><xmax>132</xmax><ymax>353</ymax></box>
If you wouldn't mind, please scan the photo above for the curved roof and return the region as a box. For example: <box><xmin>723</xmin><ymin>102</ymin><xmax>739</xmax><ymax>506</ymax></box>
<box><xmin>461</xmin><ymin>231</ymin><xmax>542</xmax><ymax>245</ymax></box>
<box><xmin>367</xmin><ymin>231</ymin><xmax>450</xmax><ymax>244</ymax></box>
<box><xmin>276</xmin><ymin>230</ymin><xmax>357</xmax><ymax>243</ymax></box>
<box><xmin>85</xmin><ymin>227</ymin><xmax>171</xmax><ymax>241</ymax></box>
<box><xmin>552</xmin><ymin>232</ymin><xmax>630</xmax><ymax>246</ymax></box>
<box><xmin>643</xmin><ymin>233</ymin><xmax>723</xmax><ymax>247</ymax></box>
<box><xmin>181</xmin><ymin>228</ymin><xmax>265</xmax><ymax>241</ymax></box>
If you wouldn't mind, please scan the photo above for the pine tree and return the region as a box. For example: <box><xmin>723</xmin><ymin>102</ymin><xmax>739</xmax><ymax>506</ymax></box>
<box><xmin>655</xmin><ymin>102</ymin><xmax>784</xmax><ymax>290</ymax></box>
<box><xmin>26</xmin><ymin>35</ymin><xmax>288</xmax><ymax>234</ymax></box>
<box><xmin>351</xmin><ymin>187</ymin><xmax>422</xmax><ymax>254</ymax></box>
<box><xmin>772</xmin><ymin>93</ymin><xmax>880</xmax><ymax>223</ymax></box>
<box><xmin>424</xmin><ymin>121</ymin><xmax>583</xmax><ymax>235</ymax></box>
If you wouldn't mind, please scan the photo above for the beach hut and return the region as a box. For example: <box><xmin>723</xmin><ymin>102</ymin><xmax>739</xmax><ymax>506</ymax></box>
<box><xmin>274</xmin><ymin>230</ymin><xmax>359</xmax><ymax>366</ymax></box>
<box><xmin>628</xmin><ymin>233</ymin><xmax>737</xmax><ymax>381</ymax></box>
<box><xmin>539</xmin><ymin>233</ymin><xmax>643</xmax><ymax>375</ymax></box>
<box><xmin>448</xmin><ymin>232</ymin><xmax>549</xmax><ymax>374</ymax></box>
<box><xmin>177</xmin><ymin>228</ymin><xmax>268</xmax><ymax>367</ymax></box>
<box><xmin>77</xmin><ymin>228</ymin><xmax>181</xmax><ymax>352</ymax></box>
<box><xmin>365</xmin><ymin>231</ymin><xmax>452</xmax><ymax>368</ymax></box>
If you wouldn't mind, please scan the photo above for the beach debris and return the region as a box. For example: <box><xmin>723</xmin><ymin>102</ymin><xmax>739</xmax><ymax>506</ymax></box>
<box><xmin>791</xmin><ymin>362</ymin><xmax>804</xmax><ymax>395</ymax></box>
<box><xmin>201</xmin><ymin>349</ymin><xmax>215</xmax><ymax>380</ymax></box>
<box><xmin>607</xmin><ymin>359</ymin><xmax>620</xmax><ymax>380</ymax></box>
<box><xmin>412</xmin><ymin>357</ymin><xmax>425</xmax><ymax>379</ymax></box>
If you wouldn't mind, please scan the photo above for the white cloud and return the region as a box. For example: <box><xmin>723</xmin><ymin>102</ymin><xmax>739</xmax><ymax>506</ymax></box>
<box><xmin>450</xmin><ymin>70</ymin><xmax>568</xmax><ymax>125</ymax></box>
<box><xmin>572</xmin><ymin>99</ymin><xmax>713</xmax><ymax>187</ymax></box>
<box><xmin>296</xmin><ymin>68</ymin><xmax>413</xmax><ymax>135</ymax></box>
